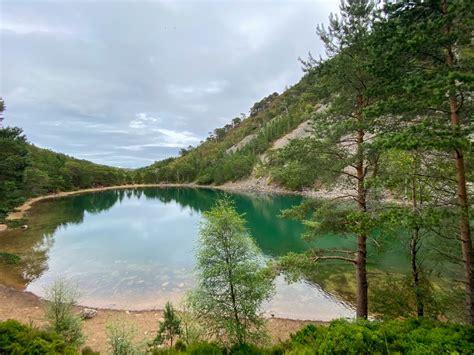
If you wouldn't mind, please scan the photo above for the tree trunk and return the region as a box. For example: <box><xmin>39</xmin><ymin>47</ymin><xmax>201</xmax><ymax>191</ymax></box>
<box><xmin>411</xmin><ymin>227</ymin><xmax>424</xmax><ymax>317</ymax></box>
<box><xmin>453</xmin><ymin>146</ymin><xmax>474</xmax><ymax>324</ymax></box>
<box><xmin>444</xmin><ymin>16</ymin><xmax>474</xmax><ymax>323</ymax></box>
<box><xmin>224</xmin><ymin>239</ymin><xmax>243</xmax><ymax>344</ymax></box>
<box><xmin>449</xmin><ymin>93</ymin><xmax>473</xmax><ymax>324</ymax></box>
<box><xmin>411</xmin><ymin>156</ymin><xmax>424</xmax><ymax>317</ymax></box>
<box><xmin>356</xmin><ymin>234</ymin><xmax>368</xmax><ymax>318</ymax></box>
<box><xmin>355</xmin><ymin>127</ymin><xmax>368</xmax><ymax>319</ymax></box>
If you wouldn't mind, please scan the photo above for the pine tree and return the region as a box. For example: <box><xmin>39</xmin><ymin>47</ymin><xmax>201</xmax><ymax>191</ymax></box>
<box><xmin>297</xmin><ymin>0</ymin><xmax>380</xmax><ymax>319</ymax></box>
<box><xmin>154</xmin><ymin>302</ymin><xmax>181</xmax><ymax>348</ymax></box>
<box><xmin>369</xmin><ymin>0</ymin><xmax>474</xmax><ymax>323</ymax></box>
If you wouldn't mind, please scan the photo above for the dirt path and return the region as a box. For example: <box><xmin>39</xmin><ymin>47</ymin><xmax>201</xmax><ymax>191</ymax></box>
<box><xmin>0</xmin><ymin>285</ymin><xmax>315</xmax><ymax>352</ymax></box>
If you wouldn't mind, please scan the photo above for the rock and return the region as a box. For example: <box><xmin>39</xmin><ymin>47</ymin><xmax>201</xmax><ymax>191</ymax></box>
<box><xmin>0</xmin><ymin>224</ymin><xmax>7</xmax><ymax>232</ymax></box>
<box><xmin>21</xmin><ymin>224</ymin><xmax>28</xmax><ymax>230</ymax></box>
<box><xmin>80</xmin><ymin>308</ymin><xmax>98</xmax><ymax>320</ymax></box>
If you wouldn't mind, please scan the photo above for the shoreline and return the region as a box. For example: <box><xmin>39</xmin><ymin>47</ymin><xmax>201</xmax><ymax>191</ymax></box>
<box><xmin>1</xmin><ymin>180</ymin><xmax>306</xmax><ymax>227</ymax></box>
<box><xmin>1</xmin><ymin>179</ymin><xmax>351</xmax><ymax>227</ymax></box>
<box><xmin>0</xmin><ymin>285</ymin><xmax>316</xmax><ymax>352</ymax></box>
<box><xmin>0</xmin><ymin>183</ymin><xmax>327</xmax><ymax>327</ymax></box>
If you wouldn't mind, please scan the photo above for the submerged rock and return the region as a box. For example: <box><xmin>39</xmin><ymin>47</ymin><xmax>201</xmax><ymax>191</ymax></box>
<box><xmin>80</xmin><ymin>308</ymin><xmax>98</xmax><ymax>320</ymax></box>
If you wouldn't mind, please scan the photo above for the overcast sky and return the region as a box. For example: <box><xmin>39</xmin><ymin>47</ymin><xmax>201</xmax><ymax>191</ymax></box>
<box><xmin>1</xmin><ymin>0</ymin><xmax>338</xmax><ymax>168</ymax></box>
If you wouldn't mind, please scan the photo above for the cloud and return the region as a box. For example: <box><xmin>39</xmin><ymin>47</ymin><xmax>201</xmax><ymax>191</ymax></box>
<box><xmin>0</xmin><ymin>21</ymin><xmax>75</xmax><ymax>36</ymax></box>
<box><xmin>167</xmin><ymin>80</ymin><xmax>228</xmax><ymax>97</ymax></box>
<box><xmin>129</xmin><ymin>112</ymin><xmax>160</xmax><ymax>129</ymax></box>
<box><xmin>1</xmin><ymin>0</ymin><xmax>339</xmax><ymax>167</ymax></box>
<box><xmin>119</xmin><ymin>128</ymin><xmax>200</xmax><ymax>151</ymax></box>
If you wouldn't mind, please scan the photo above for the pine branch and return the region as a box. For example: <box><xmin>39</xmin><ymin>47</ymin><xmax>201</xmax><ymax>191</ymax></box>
<box><xmin>312</xmin><ymin>255</ymin><xmax>356</xmax><ymax>264</ymax></box>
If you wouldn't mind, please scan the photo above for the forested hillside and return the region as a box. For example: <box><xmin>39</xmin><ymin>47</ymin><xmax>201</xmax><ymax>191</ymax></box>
<box><xmin>0</xmin><ymin>102</ymin><xmax>130</xmax><ymax>219</ymax></box>
<box><xmin>136</xmin><ymin>72</ymin><xmax>321</xmax><ymax>185</ymax></box>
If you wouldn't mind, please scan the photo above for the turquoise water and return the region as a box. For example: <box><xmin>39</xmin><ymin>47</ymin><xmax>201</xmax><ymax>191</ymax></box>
<box><xmin>0</xmin><ymin>187</ymin><xmax>356</xmax><ymax>320</ymax></box>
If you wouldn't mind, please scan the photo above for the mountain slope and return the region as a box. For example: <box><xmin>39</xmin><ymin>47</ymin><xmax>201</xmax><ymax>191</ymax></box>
<box><xmin>137</xmin><ymin>71</ymin><xmax>322</xmax><ymax>188</ymax></box>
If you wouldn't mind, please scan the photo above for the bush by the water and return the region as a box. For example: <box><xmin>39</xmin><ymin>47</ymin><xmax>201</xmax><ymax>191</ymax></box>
<box><xmin>0</xmin><ymin>319</ymin><xmax>76</xmax><ymax>354</ymax></box>
<box><xmin>0</xmin><ymin>252</ymin><xmax>21</xmax><ymax>265</ymax></box>
<box><xmin>148</xmin><ymin>318</ymin><xmax>474</xmax><ymax>354</ymax></box>
<box><xmin>44</xmin><ymin>278</ymin><xmax>85</xmax><ymax>347</ymax></box>
<box><xmin>275</xmin><ymin>318</ymin><xmax>474</xmax><ymax>354</ymax></box>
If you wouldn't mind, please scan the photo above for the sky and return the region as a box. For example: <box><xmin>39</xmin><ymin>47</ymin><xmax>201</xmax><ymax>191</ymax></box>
<box><xmin>0</xmin><ymin>0</ymin><xmax>339</xmax><ymax>168</ymax></box>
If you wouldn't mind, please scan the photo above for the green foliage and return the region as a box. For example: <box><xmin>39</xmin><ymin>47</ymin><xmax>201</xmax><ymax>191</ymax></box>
<box><xmin>137</xmin><ymin>71</ymin><xmax>319</xmax><ymax>186</ymax></box>
<box><xmin>0</xmin><ymin>252</ymin><xmax>21</xmax><ymax>265</ymax></box>
<box><xmin>44</xmin><ymin>278</ymin><xmax>85</xmax><ymax>347</ymax></box>
<box><xmin>178</xmin><ymin>300</ymin><xmax>205</xmax><ymax>346</ymax></box>
<box><xmin>0</xmin><ymin>126</ymin><xmax>29</xmax><ymax>219</ymax></box>
<box><xmin>188</xmin><ymin>198</ymin><xmax>274</xmax><ymax>346</ymax></box>
<box><xmin>106</xmin><ymin>319</ymin><xmax>142</xmax><ymax>355</ymax></box>
<box><xmin>370</xmin><ymin>274</ymin><xmax>441</xmax><ymax>320</ymax></box>
<box><xmin>277</xmin><ymin>318</ymin><xmax>474</xmax><ymax>354</ymax></box>
<box><xmin>81</xmin><ymin>346</ymin><xmax>100</xmax><ymax>355</ymax></box>
<box><xmin>0</xmin><ymin>97</ymin><xmax>130</xmax><ymax>219</ymax></box>
<box><xmin>0</xmin><ymin>319</ymin><xmax>76</xmax><ymax>354</ymax></box>
<box><xmin>153</xmin><ymin>302</ymin><xmax>182</xmax><ymax>348</ymax></box>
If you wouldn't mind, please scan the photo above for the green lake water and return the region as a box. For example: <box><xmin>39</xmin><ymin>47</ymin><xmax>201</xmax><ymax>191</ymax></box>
<box><xmin>0</xmin><ymin>187</ymin><xmax>368</xmax><ymax>320</ymax></box>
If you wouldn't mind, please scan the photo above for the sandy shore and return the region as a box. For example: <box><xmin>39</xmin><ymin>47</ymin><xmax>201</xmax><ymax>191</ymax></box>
<box><xmin>0</xmin><ymin>285</ymin><xmax>314</xmax><ymax>352</ymax></box>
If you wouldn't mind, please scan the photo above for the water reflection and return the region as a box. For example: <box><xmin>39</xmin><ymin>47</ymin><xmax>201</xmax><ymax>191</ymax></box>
<box><xmin>0</xmin><ymin>188</ymin><xmax>355</xmax><ymax>320</ymax></box>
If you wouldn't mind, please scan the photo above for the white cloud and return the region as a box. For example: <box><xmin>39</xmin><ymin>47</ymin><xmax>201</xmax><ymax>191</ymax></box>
<box><xmin>0</xmin><ymin>21</ymin><xmax>75</xmax><ymax>36</ymax></box>
<box><xmin>119</xmin><ymin>128</ymin><xmax>200</xmax><ymax>151</ymax></box>
<box><xmin>167</xmin><ymin>81</ymin><xmax>228</xmax><ymax>97</ymax></box>
<box><xmin>129</xmin><ymin>112</ymin><xmax>160</xmax><ymax>129</ymax></box>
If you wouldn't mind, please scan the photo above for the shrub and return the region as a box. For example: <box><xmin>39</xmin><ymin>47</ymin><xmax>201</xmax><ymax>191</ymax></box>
<box><xmin>0</xmin><ymin>252</ymin><xmax>21</xmax><ymax>265</ymax></box>
<box><xmin>0</xmin><ymin>319</ymin><xmax>76</xmax><ymax>354</ymax></box>
<box><xmin>153</xmin><ymin>301</ymin><xmax>182</xmax><ymax>348</ymax></box>
<box><xmin>184</xmin><ymin>342</ymin><xmax>223</xmax><ymax>354</ymax></box>
<box><xmin>106</xmin><ymin>319</ymin><xmax>142</xmax><ymax>355</ymax></box>
<box><xmin>277</xmin><ymin>318</ymin><xmax>474</xmax><ymax>354</ymax></box>
<box><xmin>4</xmin><ymin>218</ymin><xmax>28</xmax><ymax>229</ymax></box>
<box><xmin>44</xmin><ymin>278</ymin><xmax>84</xmax><ymax>347</ymax></box>
<box><xmin>151</xmin><ymin>342</ymin><xmax>223</xmax><ymax>355</ymax></box>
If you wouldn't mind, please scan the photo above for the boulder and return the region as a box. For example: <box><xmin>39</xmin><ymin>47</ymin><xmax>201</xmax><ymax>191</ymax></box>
<box><xmin>80</xmin><ymin>308</ymin><xmax>98</xmax><ymax>320</ymax></box>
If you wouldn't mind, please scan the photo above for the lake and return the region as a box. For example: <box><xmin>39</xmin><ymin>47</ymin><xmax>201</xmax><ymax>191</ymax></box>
<box><xmin>0</xmin><ymin>187</ymin><xmax>360</xmax><ymax>320</ymax></box>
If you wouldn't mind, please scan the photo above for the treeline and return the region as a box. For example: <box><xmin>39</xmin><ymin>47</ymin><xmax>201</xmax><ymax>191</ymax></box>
<box><xmin>0</xmin><ymin>100</ymin><xmax>132</xmax><ymax>219</ymax></box>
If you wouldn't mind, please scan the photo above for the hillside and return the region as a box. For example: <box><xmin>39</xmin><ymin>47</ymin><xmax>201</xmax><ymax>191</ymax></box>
<box><xmin>0</xmin><ymin>140</ymin><xmax>130</xmax><ymax>220</ymax></box>
<box><xmin>136</xmin><ymin>71</ymin><xmax>322</xmax><ymax>190</ymax></box>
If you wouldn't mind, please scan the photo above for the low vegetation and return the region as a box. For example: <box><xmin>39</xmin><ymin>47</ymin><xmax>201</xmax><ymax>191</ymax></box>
<box><xmin>3</xmin><ymin>317</ymin><xmax>472</xmax><ymax>354</ymax></box>
<box><xmin>44</xmin><ymin>278</ymin><xmax>85</xmax><ymax>348</ymax></box>
<box><xmin>106</xmin><ymin>319</ymin><xmax>143</xmax><ymax>355</ymax></box>
<box><xmin>0</xmin><ymin>320</ymin><xmax>76</xmax><ymax>354</ymax></box>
